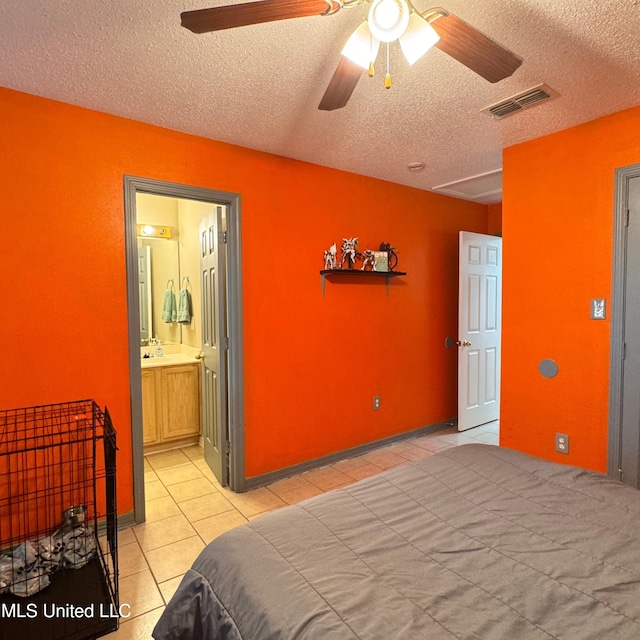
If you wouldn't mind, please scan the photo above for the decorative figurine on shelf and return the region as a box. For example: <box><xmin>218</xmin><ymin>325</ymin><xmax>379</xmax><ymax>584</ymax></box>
<box><xmin>340</xmin><ymin>237</ymin><xmax>358</xmax><ymax>269</ymax></box>
<box><xmin>379</xmin><ymin>242</ymin><xmax>399</xmax><ymax>271</ymax></box>
<box><xmin>323</xmin><ymin>243</ymin><xmax>337</xmax><ymax>270</ymax></box>
<box><xmin>360</xmin><ymin>249</ymin><xmax>376</xmax><ymax>271</ymax></box>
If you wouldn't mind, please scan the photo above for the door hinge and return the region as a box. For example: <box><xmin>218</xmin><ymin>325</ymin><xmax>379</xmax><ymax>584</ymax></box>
<box><xmin>224</xmin><ymin>336</ymin><xmax>229</xmax><ymax>350</ymax></box>
<box><xmin>220</xmin><ymin>230</ymin><xmax>228</xmax><ymax>244</ymax></box>
<box><xmin>626</xmin><ymin>209</ymin><xmax>630</xmax><ymax>227</ymax></box>
<box><xmin>225</xmin><ymin>441</ymin><xmax>231</xmax><ymax>455</ymax></box>
<box><xmin>619</xmin><ymin>468</ymin><xmax>624</xmax><ymax>482</ymax></box>
<box><xmin>623</xmin><ymin>342</ymin><xmax>627</xmax><ymax>360</ymax></box>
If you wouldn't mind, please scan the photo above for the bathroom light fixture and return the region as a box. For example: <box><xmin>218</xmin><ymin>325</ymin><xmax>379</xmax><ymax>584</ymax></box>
<box><xmin>136</xmin><ymin>224</ymin><xmax>172</xmax><ymax>239</ymax></box>
<box><xmin>341</xmin><ymin>0</ymin><xmax>440</xmax><ymax>80</ymax></box>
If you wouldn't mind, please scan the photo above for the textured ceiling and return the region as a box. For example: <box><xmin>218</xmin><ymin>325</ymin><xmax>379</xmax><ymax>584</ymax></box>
<box><xmin>1</xmin><ymin>0</ymin><xmax>640</xmax><ymax>203</ymax></box>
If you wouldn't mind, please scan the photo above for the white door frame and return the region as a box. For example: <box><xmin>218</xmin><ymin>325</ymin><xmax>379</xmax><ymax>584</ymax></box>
<box><xmin>124</xmin><ymin>176</ymin><xmax>245</xmax><ymax>525</ymax></box>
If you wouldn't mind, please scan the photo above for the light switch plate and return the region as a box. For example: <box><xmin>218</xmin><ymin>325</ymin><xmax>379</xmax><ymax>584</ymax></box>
<box><xmin>591</xmin><ymin>298</ymin><xmax>606</xmax><ymax>320</ymax></box>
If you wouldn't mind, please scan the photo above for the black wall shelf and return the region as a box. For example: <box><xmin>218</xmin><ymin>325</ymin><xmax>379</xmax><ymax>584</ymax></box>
<box><xmin>319</xmin><ymin>269</ymin><xmax>407</xmax><ymax>296</ymax></box>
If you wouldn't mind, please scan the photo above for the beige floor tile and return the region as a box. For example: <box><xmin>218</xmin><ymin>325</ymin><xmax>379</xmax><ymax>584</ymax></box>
<box><xmin>145</xmin><ymin>480</ymin><xmax>169</xmax><ymax>500</ymax></box>
<box><xmin>144</xmin><ymin>468</ymin><xmax>159</xmax><ymax>483</ymax></box>
<box><xmin>279</xmin><ymin>483</ymin><xmax>324</xmax><ymax>505</ymax></box>
<box><xmin>134</xmin><ymin>514</ymin><xmax>197</xmax><ymax>552</ymax></box>
<box><xmin>477</xmin><ymin>420</ymin><xmax>499</xmax><ymax>434</ymax></box>
<box><xmin>119</xmin><ymin>569</ymin><xmax>164</xmax><ymax>619</ymax></box>
<box><xmin>146</xmin><ymin>449</ymin><xmax>191</xmax><ymax>471</ymax></box>
<box><xmin>181</xmin><ymin>444</ymin><xmax>204</xmax><ymax>460</ymax></box>
<box><xmin>303</xmin><ymin>466</ymin><xmax>354</xmax><ymax>491</ymax></box>
<box><xmin>267</xmin><ymin>475</ymin><xmax>313</xmax><ymax>497</ymax></box>
<box><xmin>472</xmin><ymin>432</ymin><xmax>500</xmax><ymax>445</ymax></box>
<box><xmin>193</xmin><ymin>457</ymin><xmax>209</xmax><ymax>470</ymax></box>
<box><xmin>104</xmin><ymin>605</ymin><xmax>165</xmax><ymax>640</ymax></box>
<box><xmin>155</xmin><ymin>464</ymin><xmax>204</xmax><ymax>486</ymax></box>
<box><xmin>359</xmin><ymin>449</ymin><xmax>408</xmax><ymax>469</ymax></box>
<box><xmin>144</xmin><ymin>496</ymin><xmax>182</xmax><ymax>523</ymax></box>
<box><xmin>118</xmin><ymin>527</ymin><xmax>136</xmax><ymax>546</ymax></box>
<box><xmin>226</xmin><ymin>487</ymin><xmax>286</xmax><ymax>518</ymax></box>
<box><xmin>412</xmin><ymin>436</ymin><xmax>456</xmax><ymax>452</ymax></box>
<box><xmin>167</xmin><ymin>477</ymin><xmax>217</xmax><ymax>503</ymax></box>
<box><xmin>193</xmin><ymin>510</ymin><xmax>248</xmax><ymax>544</ymax></box>
<box><xmin>437</xmin><ymin>433</ymin><xmax>481</xmax><ymax>446</ymax></box>
<box><xmin>118</xmin><ymin>541</ymin><xmax>149</xmax><ymax>578</ymax></box>
<box><xmin>145</xmin><ymin>536</ymin><xmax>205</xmax><ymax>583</ymax></box>
<box><xmin>143</xmin><ymin>458</ymin><xmax>152</xmax><ymax>472</ymax></box>
<box><xmin>178</xmin><ymin>491</ymin><xmax>235</xmax><ymax>522</ymax></box>
<box><xmin>331</xmin><ymin>456</ymin><xmax>369</xmax><ymax>474</ymax></box>
<box><xmin>343</xmin><ymin>463</ymin><xmax>385</xmax><ymax>481</ymax></box>
<box><xmin>158</xmin><ymin>574</ymin><xmax>185</xmax><ymax>605</ymax></box>
<box><xmin>396</xmin><ymin>445</ymin><xmax>436</xmax><ymax>461</ymax></box>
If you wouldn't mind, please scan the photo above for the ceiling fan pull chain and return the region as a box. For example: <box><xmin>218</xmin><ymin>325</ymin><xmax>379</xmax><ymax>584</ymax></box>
<box><xmin>368</xmin><ymin>29</ymin><xmax>376</xmax><ymax>77</ymax></box>
<box><xmin>385</xmin><ymin>42</ymin><xmax>391</xmax><ymax>89</ymax></box>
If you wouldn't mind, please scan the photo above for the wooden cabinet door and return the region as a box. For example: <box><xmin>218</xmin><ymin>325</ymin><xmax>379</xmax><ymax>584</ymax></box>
<box><xmin>160</xmin><ymin>364</ymin><xmax>201</xmax><ymax>440</ymax></box>
<box><xmin>141</xmin><ymin>369</ymin><xmax>159</xmax><ymax>445</ymax></box>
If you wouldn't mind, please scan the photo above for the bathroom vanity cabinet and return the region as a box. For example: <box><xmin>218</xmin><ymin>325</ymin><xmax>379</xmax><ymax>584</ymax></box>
<box><xmin>141</xmin><ymin>362</ymin><xmax>201</xmax><ymax>450</ymax></box>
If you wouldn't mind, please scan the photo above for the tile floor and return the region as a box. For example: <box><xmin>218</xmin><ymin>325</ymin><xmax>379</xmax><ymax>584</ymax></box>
<box><xmin>105</xmin><ymin>421</ymin><xmax>499</xmax><ymax>638</ymax></box>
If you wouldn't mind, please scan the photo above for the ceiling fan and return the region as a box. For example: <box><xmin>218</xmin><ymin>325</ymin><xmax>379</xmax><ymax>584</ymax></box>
<box><xmin>180</xmin><ymin>0</ymin><xmax>523</xmax><ymax>111</ymax></box>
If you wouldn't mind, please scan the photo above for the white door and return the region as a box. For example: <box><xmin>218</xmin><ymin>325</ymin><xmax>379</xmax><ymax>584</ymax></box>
<box><xmin>200</xmin><ymin>206</ymin><xmax>228</xmax><ymax>485</ymax></box>
<box><xmin>458</xmin><ymin>231</ymin><xmax>502</xmax><ymax>431</ymax></box>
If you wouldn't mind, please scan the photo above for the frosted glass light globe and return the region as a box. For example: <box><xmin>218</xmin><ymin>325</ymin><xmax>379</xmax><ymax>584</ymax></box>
<box><xmin>368</xmin><ymin>0</ymin><xmax>410</xmax><ymax>43</ymax></box>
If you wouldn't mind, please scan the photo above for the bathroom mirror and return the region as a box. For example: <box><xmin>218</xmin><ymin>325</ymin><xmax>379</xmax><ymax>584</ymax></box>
<box><xmin>137</xmin><ymin>236</ymin><xmax>181</xmax><ymax>346</ymax></box>
<box><xmin>136</xmin><ymin>192</ymin><xmax>211</xmax><ymax>351</ymax></box>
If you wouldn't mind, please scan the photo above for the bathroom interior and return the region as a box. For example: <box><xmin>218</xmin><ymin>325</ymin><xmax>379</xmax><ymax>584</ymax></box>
<box><xmin>136</xmin><ymin>193</ymin><xmax>220</xmax><ymax>455</ymax></box>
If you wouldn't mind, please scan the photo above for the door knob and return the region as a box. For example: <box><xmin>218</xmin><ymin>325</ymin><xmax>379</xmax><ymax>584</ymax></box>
<box><xmin>195</xmin><ymin>352</ymin><xmax>205</xmax><ymax>360</ymax></box>
<box><xmin>456</xmin><ymin>340</ymin><xmax>472</xmax><ymax>347</ymax></box>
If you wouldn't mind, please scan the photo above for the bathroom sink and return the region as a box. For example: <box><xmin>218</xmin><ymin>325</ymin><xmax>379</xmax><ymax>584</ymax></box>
<box><xmin>141</xmin><ymin>353</ymin><xmax>198</xmax><ymax>368</ymax></box>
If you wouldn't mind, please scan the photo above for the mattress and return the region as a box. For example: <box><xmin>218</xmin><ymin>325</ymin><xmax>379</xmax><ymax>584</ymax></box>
<box><xmin>152</xmin><ymin>443</ymin><xmax>640</xmax><ymax>640</ymax></box>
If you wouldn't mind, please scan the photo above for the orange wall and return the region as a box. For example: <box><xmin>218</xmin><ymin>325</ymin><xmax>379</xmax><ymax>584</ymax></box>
<box><xmin>487</xmin><ymin>202</ymin><xmax>502</xmax><ymax>235</ymax></box>
<box><xmin>0</xmin><ymin>87</ymin><xmax>488</xmax><ymax>513</ymax></box>
<box><xmin>501</xmin><ymin>104</ymin><xmax>640</xmax><ymax>472</ymax></box>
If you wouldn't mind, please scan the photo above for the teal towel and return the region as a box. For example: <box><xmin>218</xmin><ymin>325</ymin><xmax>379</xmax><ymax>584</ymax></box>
<box><xmin>177</xmin><ymin>289</ymin><xmax>193</xmax><ymax>324</ymax></box>
<box><xmin>161</xmin><ymin>290</ymin><xmax>177</xmax><ymax>323</ymax></box>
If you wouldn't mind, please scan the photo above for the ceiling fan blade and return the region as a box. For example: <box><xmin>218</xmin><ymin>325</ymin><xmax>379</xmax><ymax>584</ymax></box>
<box><xmin>318</xmin><ymin>57</ymin><xmax>363</xmax><ymax>111</ymax></box>
<box><xmin>424</xmin><ymin>8</ymin><xmax>522</xmax><ymax>83</ymax></box>
<box><xmin>181</xmin><ymin>0</ymin><xmax>330</xmax><ymax>33</ymax></box>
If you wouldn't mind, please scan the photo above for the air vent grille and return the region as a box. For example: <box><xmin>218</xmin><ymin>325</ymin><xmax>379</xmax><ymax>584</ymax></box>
<box><xmin>482</xmin><ymin>84</ymin><xmax>559</xmax><ymax>120</ymax></box>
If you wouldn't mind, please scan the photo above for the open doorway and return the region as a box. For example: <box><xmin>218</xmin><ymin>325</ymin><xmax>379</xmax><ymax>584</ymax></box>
<box><xmin>609</xmin><ymin>163</ymin><xmax>640</xmax><ymax>488</ymax></box>
<box><xmin>124</xmin><ymin>176</ymin><xmax>245</xmax><ymax>524</ymax></box>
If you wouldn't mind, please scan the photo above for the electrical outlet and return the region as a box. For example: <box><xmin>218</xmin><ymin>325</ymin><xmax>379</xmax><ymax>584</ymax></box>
<box><xmin>373</xmin><ymin>396</ymin><xmax>381</xmax><ymax>411</ymax></box>
<box><xmin>555</xmin><ymin>433</ymin><xmax>570</xmax><ymax>454</ymax></box>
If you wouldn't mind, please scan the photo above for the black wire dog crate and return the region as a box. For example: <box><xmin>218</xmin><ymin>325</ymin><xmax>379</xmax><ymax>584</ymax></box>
<box><xmin>0</xmin><ymin>400</ymin><xmax>118</xmax><ymax>640</ymax></box>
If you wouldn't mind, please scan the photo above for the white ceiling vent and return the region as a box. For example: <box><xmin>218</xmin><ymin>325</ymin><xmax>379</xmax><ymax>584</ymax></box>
<box><xmin>482</xmin><ymin>84</ymin><xmax>559</xmax><ymax>120</ymax></box>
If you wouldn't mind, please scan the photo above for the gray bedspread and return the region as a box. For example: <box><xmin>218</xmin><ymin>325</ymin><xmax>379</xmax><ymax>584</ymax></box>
<box><xmin>152</xmin><ymin>444</ymin><xmax>640</xmax><ymax>640</ymax></box>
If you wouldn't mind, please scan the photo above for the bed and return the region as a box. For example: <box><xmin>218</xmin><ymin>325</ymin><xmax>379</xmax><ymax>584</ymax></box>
<box><xmin>152</xmin><ymin>443</ymin><xmax>640</xmax><ymax>640</ymax></box>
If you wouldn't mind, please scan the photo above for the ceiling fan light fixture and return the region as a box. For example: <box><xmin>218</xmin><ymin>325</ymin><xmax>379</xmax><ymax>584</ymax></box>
<box><xmin>341</xmin><ymin>21</ymin><xmax>380</xmax><ymax>70</ymax></box>
<box><xmin>399</xmin><ymin>13</ymin><xmax>440</xmax><ymax>66</ymax></box>
<box><xmin>367</xmin><ymin>0</ymin><xmax>410</xmax><ymax>43</ymax></box>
